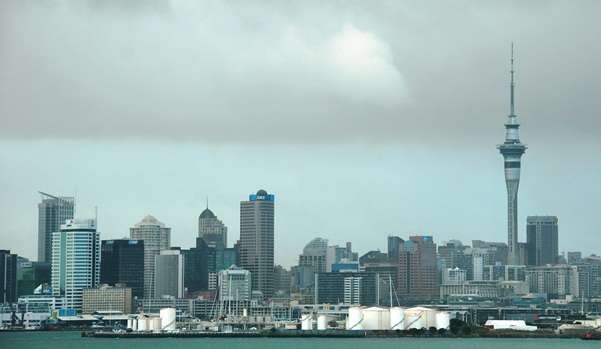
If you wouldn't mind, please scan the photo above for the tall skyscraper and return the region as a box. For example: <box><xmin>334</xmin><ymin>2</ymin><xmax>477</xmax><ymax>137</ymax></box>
<box><xmin>182</xmin><ymin>237</ymin><xmax>210</xmax><ymax>294</ymax></box>
<box><xmin>0</xmin><ymin>250</ymin><xmax>18</xmax><ymax>303</ymax></box>
<box><xmin>387</xmin><ymin>235</ymin><xmax>403</xmax><ymax>263</ymax></box>
<box><xmin>100</xmin><ymin>239</ymin><xmax>145</xmax><ymax>298</ymax></box>
<box><xmin>397</xmin><ymin>236</ymin><xmax>438</xmax><ymax>302</ymax></box>
<box><xmin>526</xmin><ymin>216</ymin><xmax>559</xmax><ymax>266</ymax></box>
<box><xmin>130</xmin><ymin>215</ymin><xmax>171</xmax><ymax>298</ymax></box>
<box><xmin>239</xmin><ymin>189</ymin><xmax>275</xmax><ymax>298</ymax></box>
<box><xmin>198</xmin><ymin>205</ymin><xmax>228</xmax><ymax>249</ymax></box>
<box><xmin>51</xmin><ymin>219</ymin><xmax>100</xmax><ymax>311</ymax></box>
<box><xmin>154</xmin><ymin>248</ymin><xmax>184</xmax><ymax>298</ymax></box>
<box><xmin>497</xmin><ymin>45</ymin><xmax>527</xmax><ymax>265</ymax></box>
<box><xmin>37</xmin><ymin>192</ymin><xmax>75</xmax><ymax>264</ymax></box>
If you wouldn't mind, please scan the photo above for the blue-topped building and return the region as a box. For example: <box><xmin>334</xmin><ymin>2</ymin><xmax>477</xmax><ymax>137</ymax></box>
<box><xmin>240</xmin><ymin>189</ymin><xmax>275</xmax><ymax>298</ymax></box>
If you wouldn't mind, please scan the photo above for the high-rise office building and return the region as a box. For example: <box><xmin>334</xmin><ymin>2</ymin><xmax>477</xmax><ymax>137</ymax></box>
<box><xmin>37</xmin><ymin>192</ymin><xmax>75</xmax><ymax>264</ymax></box>
<box><xmin>387</xmin><ymin>236</ymin><xmax>403</xmax><ymax>263</ymax></box>
<box><xmin>130</xmin><ymin>215</ymin><xmax>170</xmax><ymax>298</ymax></box>
<box><xmin>295</xmin><ymin>238</ymin><xmax>328</xmax><ymax>299</ymax></box>
<box><xmin>198</xmin><ymin>206</ymin><xmax>228</xmax><ymax>249</ymax></box>
<box><xmin>154</xmin><ymin>248</ymin><xmax>184</xmax><ymax>298</ymax></box>
<box><xmin>471</xmin><ymin>248</ymin><xmax>496</xmax><ymax>281</ymax></box>
<box><xmin>360</xmin><ymin>250</ymin><xmax>389</xmax><ymax>266</ymax></box>
<box><xmin>16</xmin><ymin>260</ymin><xmax>50</xmax><ymax>297</ymax></box>
<box><xmin>442</xmin><ymin>267</ymin><xmax>467</xmax><ymax>284</ymax></box>
<box><xmin>472</xmin><ymin>240</ymin><xmax>508</xmax><ymax>265</ymax></box>
<box><xmin>183</xmin><ymin>237</ymin><xmax>210</xmax><ymax>294</ymax></box>
<box><xmin>298</xmin><ymin>238</ymin><xmax>328</xmax><ymax>273</ymax></box>
<box><xmin>314</xmin><ymin>272</ymin><xmax>380</xmax><ymax>306</ymax></box>
<box><xmin>577</xmin><ymin>256</ymin><xmax>601</xmax><ymax>300</ymax></box>
<box><xmin>100</xmin><ymin>239</ymin><xmax>145</xmax><ymax>298</ymax></box>
<box><xmin>218</xmin><ymin>246</ymin><xmax>239</xmax><ymax>271</ymax></box>
<box><xmin>568</xmin><ymin>251</ymin><xmax>582</xmax><ymax>265</ymax></box>
<box><xmin>218</xmin><ymin>265</ymin><xmax>251</xmax><ymax>302</ymax></box>
<box><xmin>526</xmin><ymin>216</ymin><xmax>559</xmax><ymax>266</ymax></box>
<box><xmin>497</xmin><ymin>46</ymin><xmax>527</xmax><ymax>265</ymax></box>
<box><xmin>325</xmin><ymin>242</ymin><xmax>358</xmax><ymax>272</ymax></box>
<box><xmin>51</xmin><ymin>219</ymin><xmax>100</xmax><ymax>311</ymax></box>
<box><xmin>273</xmin><ymin>264</ymin><xmax>292</xmax><ymax>296</ymax></box>
<box><xmin>239</xmin><ymin>189</ymin><xmax>275</xmax><ymax>298</ymax></box>
<box><xmin>526</xmin><ymin>265</ymin><xmax>578</xmax><ymax>300</ymax></box>
<box><xmin>437</xmin><ymin>241</ymin><xmax>471</xmax><ymax>273</ymax></box>
<box><xmin>397</xmin><ymin>236</ymin><xmax>438</xmax><ymax>302</ymax></box>
<box><xmin>0</xmin><ymin>250</ymin><xmax>18</xmax><ymax>303</ymax></box>
<box><xmin>482</xmin><ymin>263</ymin><xmax>526</xmax><ymax>281</ymax></box>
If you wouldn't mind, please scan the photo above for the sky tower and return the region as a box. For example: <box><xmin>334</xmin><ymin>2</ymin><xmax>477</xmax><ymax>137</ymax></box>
<box><xmin>498</xmin><ymin>44</ymin><xmax>527</xmax><ymax>265</ymax></box>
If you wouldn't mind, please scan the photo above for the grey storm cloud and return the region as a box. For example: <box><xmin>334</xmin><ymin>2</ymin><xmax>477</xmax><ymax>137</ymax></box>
<box><xmin>1</xmin><ymin>0</ymin><xmax>600</xmax><ymax>145</ymax></box>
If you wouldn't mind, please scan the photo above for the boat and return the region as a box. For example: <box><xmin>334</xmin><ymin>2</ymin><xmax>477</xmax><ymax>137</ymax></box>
<box><xmin>581</xmin><ymin>332</ymin><xmax>601</xmax><ymax>340</ymax></box>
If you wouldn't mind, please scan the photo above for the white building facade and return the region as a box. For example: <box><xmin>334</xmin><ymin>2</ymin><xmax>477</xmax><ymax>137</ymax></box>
<box><xmin>130</xmin><ymin>215</ymin><xmax>171</xmax><ymax>298</ymax></box>
<box><xmin>51</xmin><ymin>219</ymin><xmax>100</xmax><ymax>312</ymax></box>
<box><xmin>218</xmin><ymin>265</ymin><xmax>251</xmax><ymax>302</ymax></box>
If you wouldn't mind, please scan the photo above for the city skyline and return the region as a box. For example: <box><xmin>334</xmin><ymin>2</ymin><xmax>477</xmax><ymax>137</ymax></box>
<box><xmin>1</xmin><ymin>1</ymin><xmax>601</xmax><ymax>269</ymax></box>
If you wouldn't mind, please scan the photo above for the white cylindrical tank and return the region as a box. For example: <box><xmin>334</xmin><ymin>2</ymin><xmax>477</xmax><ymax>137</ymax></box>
<box><xmin>436</xmin><ymin>312</ymin><xmax>450</xmax><ymax>330</ymax></box>
<box><xmin>389</xmin><ymin>307</ymin><xmax>405</xmax><ymax>330</ymax></box>
<box><xmin>404</xmin><ymin>307</ymin><xmax>437</xmax><ymax>329</ymax></box>
<box><xmin>317</xmin><ymin>314</ymin><xmax>332</xmax><ymax>330</ymax></box>
<box><xmin>346</xmin><ymin>307</ymin><xmax>364</xmax><ymax>330</ymax></box>
<box><xmin>132</xmin><ymin>318</ymin><xmax>138</xmax><ymax>331</ymax></box>
<box><xmin>160</xmin><ymin>308</ymin><xmax>177</xmax><ymax>331</ymax></box>
<box><xmin>361</xmin><ymin>307</ymin><xmax>391</xmax><ymax>330</ymax></box>
<box><xmin>148</xmin><ymin>317</ymin><xmax>156</xmax><ymax>331</ymax></box>
<box><xmin>300</xmin><ymin>314</ymin><xmax>313</xmax><ymax>330</ymax></box>
<box><xmin>127</xmin><ymin>318</ymin><xmax>133</xmax><ymax>329</ymax></box>
<box><xmin>152</xmin><ymin>317</ymin><xmax>162</xmax><ymax>331</ymax></box>
<box><xmin>137</xmin><ymin>317</ymin><xmax>148</xmax><ymax>331</ymax></box>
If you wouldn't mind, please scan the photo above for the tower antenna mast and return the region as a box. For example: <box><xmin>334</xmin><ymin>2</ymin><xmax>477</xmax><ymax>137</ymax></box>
<box><xmin>510</xmin><ymin>42</ymin><xmax>515</xmax><ymax>116</ymax></box>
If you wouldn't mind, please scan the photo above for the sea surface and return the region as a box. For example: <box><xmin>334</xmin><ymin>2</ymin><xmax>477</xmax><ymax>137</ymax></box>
<box><xmin>0</xmin><ymin>331</ymin><xmax>598</xmax><ymax>349</ymax></box>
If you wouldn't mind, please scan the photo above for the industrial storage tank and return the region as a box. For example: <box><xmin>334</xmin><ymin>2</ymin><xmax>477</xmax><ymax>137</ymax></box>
<box><xmin>160</xmin><ymin>308</ymin><xmax>177</xmax><ymax>331</ymax></box>
<box><xmin>137</xmin><ymin>316</ymin><xmax>148</xmax><ymax>331</ymax></box>
<box><xmin>404</xmin><ymin>307</ymin><xmax>437</xmax><ymax>329</ymax></box>
<box><xmin>131</xmin><ymin>318</ymin><xmax>138</xmax><ymax>331</ymax></box>
<box><xmin>389</xmin><ymin>307</ymin><xmax>405</xmax><ymax>330</ymax></box>
<box><xmin>317</xmin><ymin>314</ymin><xmax>333</xmax><ymax>330</ymax></box>
<box><xmin>346</xmin><ymin>307</ymin><xmax>364</xmax><ymax>330</ymax></box>
<box><xmin>147</xmin><ymin>317</ymin><xmax>156</xmax><ymax>331</ymax></box>
<box><xmin>300</xmin><ymin>314</ymin><xmax>313</xmax><ymax>330</ymax></box>
<box><xmin>127</xmin><ymin>318</ymin><xmax>133</xmax><ymax>329</ymax></box>
<box><xmin>361</xmin><ymin>307</ymin><xmax>391</xmax><ymax>330</ymax></box>
<box><xmin>149</xmin><ymin>317</ymin><xmax>162</xmax><ymax>331</ymax></box>
<box><xmin>435</xmin><ymin>312</ymin><xmax>450</xmax><ymax>330</ymax></box>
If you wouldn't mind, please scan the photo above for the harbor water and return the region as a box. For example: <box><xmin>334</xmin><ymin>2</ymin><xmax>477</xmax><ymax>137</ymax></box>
<box><xmin>1</xmin><ymin>331</ymin><xmax>599</xmax><ymax>349</ymax></box>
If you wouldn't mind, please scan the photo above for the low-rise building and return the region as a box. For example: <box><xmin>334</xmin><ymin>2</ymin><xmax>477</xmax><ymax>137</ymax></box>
<box><xmin>440</xmin><ymin>281</ymin><xmax>502</xmax><ymax>300</ymax></box>
<box><xmin>82</xmin><ymin>284</ymin><xmax>132</xmax><ymax>314</ymax></box>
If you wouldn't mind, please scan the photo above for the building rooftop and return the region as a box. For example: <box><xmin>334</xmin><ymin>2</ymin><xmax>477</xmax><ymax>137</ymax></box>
<box><xmin>134</xmin><ymin>214</ymin><xmax>166</xmax><ymax>228</ymax></box>
<box><xmin>199</xmin><ymin>208</ymin><xmax>216</xmax><ymax>219</ymax></box>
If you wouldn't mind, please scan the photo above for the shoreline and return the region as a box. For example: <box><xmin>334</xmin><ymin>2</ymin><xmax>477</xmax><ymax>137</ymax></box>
<box><xmin>79</xmin><ymin>329</ymin><xmax>596</xmax><ymax>339</ymax></box>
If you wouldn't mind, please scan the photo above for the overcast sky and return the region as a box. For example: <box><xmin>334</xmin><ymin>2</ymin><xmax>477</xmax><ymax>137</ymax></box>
<box><xmin>1</xmin><ymin>0</ymin><xmax>600</xmax><ymax>267</ymax></box>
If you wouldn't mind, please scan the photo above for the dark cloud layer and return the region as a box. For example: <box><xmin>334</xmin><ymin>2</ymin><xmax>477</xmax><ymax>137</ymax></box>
<box><xmin>1</xmin><ymin>0</ymin><xmax>600</xmax><ymax>145</ymax></box>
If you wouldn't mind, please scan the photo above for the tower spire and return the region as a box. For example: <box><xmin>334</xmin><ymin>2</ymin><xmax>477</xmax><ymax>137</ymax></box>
<box><xmin>510</xmin><ymin>42</ymin><xmax>515</xmax><ymax>116</ymax></box>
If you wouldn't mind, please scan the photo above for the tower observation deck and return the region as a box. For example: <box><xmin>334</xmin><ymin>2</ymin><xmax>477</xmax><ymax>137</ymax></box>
<box><xmin>497</xmin><ymin>44</ymin><xmax>527</xmax><ymax>265</ymax></box>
